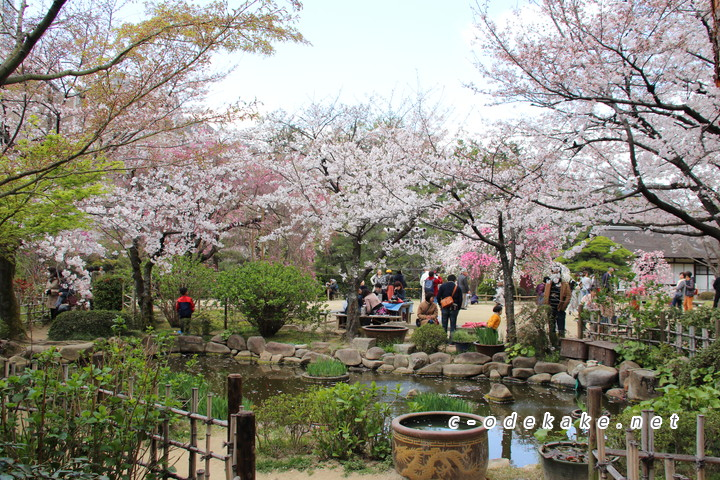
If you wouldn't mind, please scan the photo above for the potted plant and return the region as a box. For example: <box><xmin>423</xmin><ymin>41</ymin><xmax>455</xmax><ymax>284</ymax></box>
<box><xmin>534</xmin><ymin>428</ymin><xmax>588</xmax><ymax>480</ymax></box>
<box><xmin>301</xmin><ymin>358</ymin><xmax>350</xmax><ymax>384</ymax></box>
<box><xmin>473</xmin><ymin>326</ymin><xmax>504</xmax><ymax>357</ymax></box>
<box><xmin>450</xmin><ymin>329</ymin><xmax>476</xmax><ymax>353</ymax></box>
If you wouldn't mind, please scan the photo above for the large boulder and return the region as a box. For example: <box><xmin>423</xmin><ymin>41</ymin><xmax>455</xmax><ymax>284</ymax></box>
<box><xmin>551</xmin><ymin>372</ymin><xmax>577</xmax><ymax>389</ymax></box>
<box><xmin>24</xmin><ymin>344</ymin><xmax>56</xmax><ymax>358</ymax></box>
<box><xmin>408</xmin><ymin>352</ymin><xmax>430</xmax><ymax>370</ymax></box>
<box><xmin>492</xmin><ymin>352</ymin><xmax>510</xmax><ymax>363</ymax></box>
<box><xmin>511</xmin><ymin>356</ymin><xmax>537</xmax><ymax>369</ymax></box>
<box><xmin>626</xmin><ymin>369</ymin><xmax>660</xmax><ymax>402</ymax></box>
<box><xmin>265</xmin><ymin>342</ymin><xmax>295</xmax><ymax>357</ymax></box>
<box><xmin>484</xmin><ymin>362</ymin><xmax>512</xmax><ymax>377</ymax></box>
<box><xmin>618</xmin><ymin>360</ymin><xmax>641</xmax><ymax>385</ymax></box>
<box><xmin>352</xmin><ymin>337</ymin><xmax>376</xmax><ymax>353</ymax></box>
<box><xmin>393</xmin><ymin>354</ymin><xmax>410</xmax><ymax>369</ymax></box>
<box><xmin>226</xmin><ymin>334</ymin><xmax>246</xmax><ymax>351</ymax></box>
<box><xmin>455</xmin><ymin>352</ymin><xmax>491</xmax><ymax>365</ymax></box>
<box><xmin>247</xmin><ymin>336</ymin><xmax>266</xmax><ymax>356</ymax></box>
<box><xmin>365</xmin><ymin>347</ymin><xmax>385</xmax><ymax>360</ymax></box>
<box><xmin>205</xmin><ymin>342</ymin><xmax>231</xmax><ymax>355</ymax></box>
<box><xmin>310</xmin><ymin>342</ymin><xmax>332</xmax><ymax>353</ymax></box>
<box><xmin>442</xmin><ymin>364</ymin><xmax>484</xmax><ymax>378</ymax></box>
<box><xmin>512</xmin><ymin>368</ymin><xmax>536</xmax><ymax>380</ymax></box>
<box><xmin>527</xmin><ymin>373</ymin><xmax>552</xmax><ymax>385</ymax></box>
<box><xmin>59</xmin><ymin>343</ymin><xmax>94</xmax><ymax>362</ymax></box>
<box><xmin>534</xmin><ymin>361</ymin><xmax>567</xmax><ymax>375</ymax></box>
<box><xmin>362</xmin><ymin>358</ymin><xmax>384</xmax><ymax>369</ymax></box>
<box><xmin>173</xmin><ymin>335</ymin><xmax>205</xmax><ymax>354</ymax></box>
<box><xmin>302</xmin><ymin>351</ymin><xmax>333</xmax><ymax>363</ymax></box>
<box><xmin>416</xmin><ymin>362</ymin><xmax>445</xmax><ymax>376</ymax></box>
<box><xmin>485</xmin><ymin>383</ymin><xmax>514</xmax><ymax>404</ymax></box>
<box><xmin>429</xmin><ymin>352</ymin><xmax>453</xmax><ymax>364</ymax></box>
<box><xmin>334</xmin><ymin>348</ymin><xmax>363</xmax><ymax>366</ymax></box>
<box><xmin>578</xmin><ymin>365</ymin><xmax>619</xmax><ymax>390</ymax></box>
<box><xmin>395</xmin><ymin>343</ymin><xmax>416</xmax><ymax>355</ymax></box>
<box><xmin>377</xmin><ymin>364</ymin><xmax>396</xmax><ymax>373</ymax></box>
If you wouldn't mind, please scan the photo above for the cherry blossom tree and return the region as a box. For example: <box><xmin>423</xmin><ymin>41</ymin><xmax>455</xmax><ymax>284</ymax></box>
<box><xmin>248</xmin><ymin>102</ymin><xmax>443</xmax><ymax>338</ymax></box>
<box><xmin>472</xmin><ymin>0</ymin><xmax>720</xmax><ymax>248</ymax></box>
<box><xmin>0</xmin><ymin>0</ymin><xmax>304</xmax><ymax>337</ymax></box>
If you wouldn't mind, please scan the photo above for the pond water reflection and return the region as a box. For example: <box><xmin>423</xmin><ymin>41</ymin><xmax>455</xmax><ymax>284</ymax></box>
<box><xmin>172</xmin><ymin>356</ymin><xmax>621</xmax><ymax>467</ymax></box>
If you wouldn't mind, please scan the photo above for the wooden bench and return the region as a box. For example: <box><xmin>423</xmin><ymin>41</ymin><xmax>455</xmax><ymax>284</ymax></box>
<box><xmin>334</xmin><ymin>313</ymin><xmax>405</xmax><ymax>329</ymax></box>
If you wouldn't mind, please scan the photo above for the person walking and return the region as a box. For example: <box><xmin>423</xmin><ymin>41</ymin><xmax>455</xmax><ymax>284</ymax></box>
<box><xmin>544</xmin><ymin>267</ymin><xmax>571</xmax><ymax>346</ymax></box>
<box><xmin>175</xmin><ymin>287</ymin><xmax>196</xmax><ymax>334</ymax></box>
<box><xmin>437</xmin><ymin>274</ymin><xmax>463</xmax><ymax>337</ymax></box>
<box><xmin>45</xmin><ymin>267</ymin><xmax>61</xmax><ymax>320</ymax></box>
<box><xmin>683</xmin><ymin>271</ymin><xmax>696</xmax><ymax>311</ymax></box>
<box><xmin>714</xmin><ymin>274</ymin><xmax>720</xmax><ymax>309</ymax></box>
<box><xmin>671</xmin><ymin>272</ymin><xmax>686</xmax><ymax>309</ymax></box>
<box><xmin>458</xmin><ymin>271</ymin><xmax>470</xmax><ymax>309</ymax></box>
<box><xmin>600</xmin><ymin>267</ymin><xmax>615</xmax><ymax>292</ymax></box>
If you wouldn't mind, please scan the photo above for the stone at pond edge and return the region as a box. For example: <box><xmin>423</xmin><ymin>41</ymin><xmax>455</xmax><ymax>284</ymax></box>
<box><xmin>334</xmin><ymin>348</ymin><xmax>363</xmax><ymax>366</ymax></box>
<box><xmin>234</xmin><ymin>350</ymin><xmax>253</xmax><ymax>360</ymax></box>
<box><xmin>408</xmin><ymin>352</ymin><xmax>429</xmax><ymax>370</ymax></box>
<box><xmin>295</xmin><ymin>348</ymin><xmax>308</xmax><ymax>358</ymax></box>
<box><xmin>394</xmin><ymin>343</ymin><xmax>416</xmax><ymax>354</ymax></box>
<box><xmin>393</xmin><ymin>354</ymin><xmax>410</xmax><ymax>369</ymax></box>
<box><xmin>352</xmin><ymin>337</ymin><xmax>376</xmax><ymax>353</ymax></box>
<box><xmin>265</xmin><ymin>341</ymin><xmax>295</xmax><ymax>357</ymax></box>
<box><xmin>205</xmin><ymin>342</ymin><xmax>231</xmax><ymax>355</ymax></box>
<box><xmin>511</xmin><ymin>356</ymin><xmax>537</xmax><ymax>369</ymax></box>
<box><xmin>172</xmin><ymin>335</ymin><xmax>205</xmax><ymax>354</ymax></box>
<box><xmin>59</xmin><ymin>343</ymin><xmax>94</xmax><ymax>362</ymax></box>
<box><xmin>394</xmin><ymin>367</ymin><xmax>414</xmax><ymax>375</ymax></box>
<box><xmin>455</xmin><ymin>352</ymin><xmax>491</xmax><ymax>365</ymax></box>
<box><xmin>302</xmin><ymin>352</ymin><xmax>333</xmax><ymax>363</ymax></box>
<box><xmin>489</xmin><ymin>370</ymin><xmax>502</xmax><ymax>381</ymax></box>
<box><xmin>210</xmin><ymin>334</ymin><xmax>224</xmax><ymax>344</ymax></box>
<box><xmin>247</xmin><ymin>336</ymin><xmax>266</xmax><ymax>356</ymax></box>
<box><xmin>527</xmin><ymin>373</ymin><xmax>552</xmax><ymax>384</ymax></box>
<box><xmin>551</xmin><ymin>372</ymin><xmax>577</xmax><ymax>389</ymax></box>
<box><xmin>512</xmin><ymin>368</ymin><xmax>536</xmax><ymax>380</ymax></box>
<box><xmin>362</xmin><ymin>358</ymin><xmax>384</xmax><ymax>369</ymax></box>
<box><xmin>534</xmin><ymin>361</ymin><xmax>567</xmax><ymax>375</ymax></box>
<box><xmin>442</xmin><ymin>364</ymin><xmax>484</xmax><ymax>378</ymax></box>
<box><xmin>416</xmin><ymin>362</ymin><xmax>445</xmax><ymax>376</ymax></box>
<box><xmin>618</xmin><ymin>360</ymin><xmax>641</xmax><ymax>385</ymax></box>
<box><xmin>570</xmin><ymin>363</ymin><xmax>587</xmax><ymax>378</ymax></box>
<box><xmin>577</xmin><ymin>365</ymin><xmax>618</xmax><ymax>389</ymax></box>
<box><xmin>226</xmin><ymin>334</ymin><xmax>246</xmax><ymax>351</ymax></box>
<box><xmin>365</xmin><ymin>346</ymin><xmax>385</xmax><ymax>360</ymax></box>
<box><xmin>492</xmin><ymin>351</ymin><xmax>509</xmax><ymax>363</ymax></box>
<box><xmin>626</xmin><ymin>368</ymin><xmax>659</xmax><ymax>402</ymax></box>
<box><xmin>606</xmin><ymin>388</ymin><xmax>627</xmax><ymax>402</ymax></box>
<box><xmin>377</xmin><ymin>364</ymin><xmax>395</xmax><ymax>373</ymax></box>
<box><xmin>429</xmin><ymin>352</ymin><xmax>453</xmax><ymax>364</ymax></box>
<box><xmin>484</xmin><ymin>362</ymin><xmax>512</xmax><ymax>377</ymax></box>
<box><xmin>485</xmin><ymin>383</ymin><xmax>514</xmax><ymax>404</ymax></box>
<box><xmin>381</xmin><ymin>353</ymin><xmax>395</xmax><ymax>364</ymax></box>
<box><xmin>310</xmin><ymin>341</ymin><xmax>331</xmax><ymax>353</ymax></box>
<box><xmin>282</xmin><ymin>357</ymin><xmax>306</xmax><ymax>366</ymax></box>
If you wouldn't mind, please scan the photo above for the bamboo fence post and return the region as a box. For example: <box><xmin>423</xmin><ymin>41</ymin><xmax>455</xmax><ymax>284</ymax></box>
<box><xmin>197</xmin><ymin>469</ymin><xmax>205</xmax><ymax>480</ymax></box>
<box><xmin>234</xmin><ymin>411</ymin><xmax>256</xmax><ymax>480</ymax></box>
<box><xmin>640</xmin><ymin>410</ymin><xmax>655</xmax><ymax>480</ymax></box>
<box><xmin>675</xmin><ymin>323</ymin><xmax>683</xmax><ymax>353</ymax></box>
<box><xmin>226</xmin><ymin>414</ymin><xmax>236</xmax><ymax>480</ymax></box>
<box><xmin>627</xmin><ymin>430</ymin><xmax>640</xmax><ymax>480</ymax></box>
<box><xmin>206</xmin><ymin>393</ymin><xmax>213</xmax><ymax>478</ymax></box>
<box><xmin>697</xmin><ymin>414</ymin><xmax>706</xmax><ymax>480</ymax></box>
<box><xmin>190</xmin><ymin>387</ymin><xmax>199</xmax><ymax>479</ymax></box>
<box><xmin>163</xmin><ymin>383</ymin><xmax>171</xmax><ymax>469</ymax></box>
<box><xmin>664</xmin><ymin>458</ymin><xmax>675</xmax><ymax>480</ymax></box>
<box><xmin>150</xmin><ymin>385</ymin><xmax>158</xmax><ymax>468</ymax></box>
<box><xmin>588</xmin><ymin>386</ymin><xmax>602</xmax><ymax>480</ymax></box>
<box><xmin>689</xmin><ymin>326</ymin><xmax>696</xmax><ymax>356</ymax></box>
<box><xmin>227</xmin><ymin>374</ymin><xmax>243</xmax><ymax>458</ymax></box>
<box><xmin>596</xmin><ymin>422</ymin><xmax>607</xmax><ymax>480</ymax></box>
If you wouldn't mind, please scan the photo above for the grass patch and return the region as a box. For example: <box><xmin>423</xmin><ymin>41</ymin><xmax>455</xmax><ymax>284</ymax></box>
<box><xmin>256</xmin><ymin>455</ymin><xmax>316</xmax><ymax>473</ymax></box>
<box><xmin>489</xmin><ymin>463</ymin><xmax>543</xmax><ymax>480</ymax></box>
<box><xmin>306</xmin><ymin>358</ymin><xmax>348</xmax><ymax>377</ymax></box>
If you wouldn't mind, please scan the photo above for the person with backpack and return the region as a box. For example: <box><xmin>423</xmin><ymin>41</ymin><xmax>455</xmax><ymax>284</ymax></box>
<box><xmin>683</xmin><ymin>271</ymin><xmax>696</xmax><ymax>311</ymax></box>
<box><xmin>176</xmin><ymin>287</ymin><xmax>196</xmax><ymax>334</ymax></box>
<box><xmin>422</xmin><ymin>271</ymin><xmax>437</xmax><ymax>303</ymax></box>
<box><xmin>437</xmin><ymin>274</ymin><xmax>463</xmax><ymax>337</ymax></box>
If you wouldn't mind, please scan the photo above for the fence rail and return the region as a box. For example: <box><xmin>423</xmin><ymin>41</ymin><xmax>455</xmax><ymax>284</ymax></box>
<box><xmin>1</xmin><ymin>363</ymin><xmax>255</xmax><ymax>480</ymax></box>
<box><xmin>582</xmin><ymin>312</ymin><xmax>715</xmax><ymax>357</ymax></box>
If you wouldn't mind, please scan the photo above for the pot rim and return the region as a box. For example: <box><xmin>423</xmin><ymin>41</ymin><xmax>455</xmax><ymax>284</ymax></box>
<box><xmin>392</xmin><ymin>411</ymin><xmax>487</xmax><ymax>440</ymax></box>
<box><xmin>361</xmin><ymin>325</ymin><xmax>409</xmax><ymax>331</ymax></box>
<box><xmin>539</xmin><ymin>441</ymin><xmax>588</xmax><ymax>461</ymax></box>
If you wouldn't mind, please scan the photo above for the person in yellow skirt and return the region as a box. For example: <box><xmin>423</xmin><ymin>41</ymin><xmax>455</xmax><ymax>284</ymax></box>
<box><xmin>488</xmin><ymin>304</ymin><xmax>502</xmax><ymax>330</ymax></box>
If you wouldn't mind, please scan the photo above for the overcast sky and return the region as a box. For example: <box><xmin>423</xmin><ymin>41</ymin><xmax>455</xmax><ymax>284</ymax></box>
<box><xmin>208</xmin><ymin>1</ymin><xmax>523</xmax><ymax>131</ymax></box>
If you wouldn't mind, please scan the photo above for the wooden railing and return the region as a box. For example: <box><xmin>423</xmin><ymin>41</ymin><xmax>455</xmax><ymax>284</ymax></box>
<box><xmin>1</xmin><ymin>363</ymin><xmax>255</xmax><ymax>480</ymax></box>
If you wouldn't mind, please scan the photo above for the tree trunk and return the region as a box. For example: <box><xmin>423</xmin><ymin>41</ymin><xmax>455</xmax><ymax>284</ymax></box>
<box><xmin>127</xmin><ymin>241</ymin><xmax>154</xmax><ymax>329</ymax></box>
<box><xmin>499</xmin><ymin>250</ymin><xmax>517</xmax><ymax>344</ymax></box>
<box><xmin>0</xmin><ymin>246</ymin><xmax>22</xmax><ymax>339</ymax></box>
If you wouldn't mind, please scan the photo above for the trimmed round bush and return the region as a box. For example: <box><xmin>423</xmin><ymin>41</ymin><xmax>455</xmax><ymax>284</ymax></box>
<box><xmin>92</xmin><ymin>275</ymin><xmax>125</xmax><ymax>311</ymax></box>
<box><xmin>411</xmin><ymin>323</ymin><xmax>447</xmax><ymax>353</ymax></box>
<box><xmin>48</xmin><ymin>310</ymin><xmax>134</xmax><ymax>340</ymax></box>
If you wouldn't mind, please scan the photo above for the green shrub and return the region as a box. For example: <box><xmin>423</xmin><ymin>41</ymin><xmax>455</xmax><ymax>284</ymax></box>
<box><xmin>514</xmin><ymin>305</ymin><xmax>550</xmax><ymax>356</ymax></box>
<box><xmin>48</xmin><ymin>310</ymin><xmax>136</xmax><ymax>340</ymax></box>
<box><xmin>154</xmin><ymin>256</ymin><xmax>217</xmax><ymax>328</ymax></box>
<box><xmin>614</xmin><ymin>341</ymin><xmax>679</xmax><ymax>372</ymax></box>
<box><xmin>310</xmin><ymin>382</ymin><xmax>401</xmax><ymax>460</ymax></box>
<box><xmin>306</xmin><ymin>359</ymin><xmax>348</xmax><ymax>377</ymax></box>
<box><xmin>450</xmin><ymin>329</ymin><xmax>475</xmax><ymax>343</ymax></box>
<box><xmin>678</xmin><ymin>306</ymin><xmax>719</xmax><ymax>333</ymax></box>
<box><xmin>254</xmin><ymin>391</ymin><xmax>318</xmax><ymax>454</ymax></box>
<box><xmin>91</xmin><ymin>275</ymin><xmax>125</xmax><ymax>311</ymax></box>
<box><xmin>407</xmin><ymin>392</ymin><xmax>474</xmax><ymax>413</ymax></box>
<box><xmin>698</xmin><ymin>291</ymin><xmax>715</xmax><ymax>301</ymax></box>
<box><xmin>215</xmin><ymin>261</ymin><xmax>324</xmax><ymax>336</ymax></box>
<box><xmin>411</xmin><ymin>324</ymin><xmax>447</xmax><ymax>353</ymax></box>
<box><xmin>677</xmin><ymin>340</ymin><xmax>720</xmax><ymax>387</ymax></box>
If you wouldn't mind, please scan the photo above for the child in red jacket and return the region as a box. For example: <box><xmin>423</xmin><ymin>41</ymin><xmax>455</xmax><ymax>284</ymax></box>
<box><xmin>175</xmin><ymin>287</ymin><xmax>195</xmax><ymax>334</ymax></box>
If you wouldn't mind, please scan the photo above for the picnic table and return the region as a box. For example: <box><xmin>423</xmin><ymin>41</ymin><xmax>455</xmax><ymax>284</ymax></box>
<box><xmin>334</xmin><ymin>301</ymin><xmax>413</xmax><ymax>329</ymax></box>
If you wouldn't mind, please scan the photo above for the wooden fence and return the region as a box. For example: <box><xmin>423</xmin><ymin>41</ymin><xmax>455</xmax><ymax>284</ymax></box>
<box><xmin>1</xmin><ymin>363</ymin><xmax>255</xmax><ymax>480</ymax></box>
<box><xmin>581</xmin><ymin>312</ymin><xmax>715</xmax><ymax>357</ymax></box>
<box><xmin>587</xmin><ymin>387</ymin><xmax>719</xmax><ymax>480</ymax></box>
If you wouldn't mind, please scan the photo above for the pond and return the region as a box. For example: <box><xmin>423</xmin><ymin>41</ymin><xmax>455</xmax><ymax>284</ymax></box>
<box><xmin>173</xmin><ymin>356</ymin><xmax>622</xmax><ymax>467</ymax></box>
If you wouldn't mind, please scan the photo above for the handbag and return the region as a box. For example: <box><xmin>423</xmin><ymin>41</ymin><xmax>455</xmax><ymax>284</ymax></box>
<box><xmin>440</xmin><ymin>285</ymin><xmax>457</xmax><ymax>308</ymax></box>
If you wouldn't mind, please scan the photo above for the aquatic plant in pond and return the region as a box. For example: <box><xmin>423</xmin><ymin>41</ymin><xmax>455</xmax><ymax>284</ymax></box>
<box><xmin>408</xmin><ymin>392</ymin><xmax>474</xmax><ymax>414</ymax></box>
<box><xmin>474</xmin><ymin>326</ymin><xmax>500</xmax><ymax>345</ymax></box>
<box><xmin>306</xmin><ymin>359</ymin><xmax>348</xmax><ymax>377</ymax></box>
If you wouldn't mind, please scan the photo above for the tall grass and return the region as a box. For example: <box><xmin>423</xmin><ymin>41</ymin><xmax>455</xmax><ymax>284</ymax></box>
<box><xmin>306</xmin><ymin>358</ymin><xmax>348</xmax><ymax>377</ymax></box>
<box><xmin>407</xmin><ymin>392</ymin><xmax>474</xmax><ymax>414</ymax></box>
